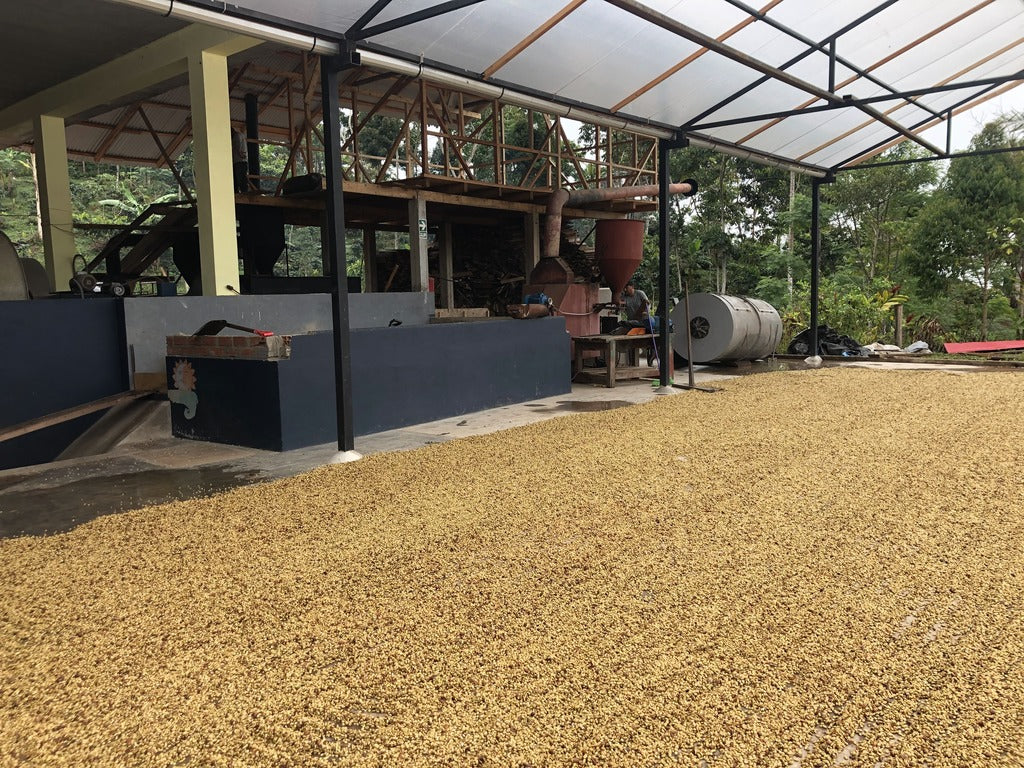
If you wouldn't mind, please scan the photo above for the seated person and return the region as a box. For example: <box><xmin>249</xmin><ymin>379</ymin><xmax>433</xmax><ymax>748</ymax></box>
<box><xmin>621</xmin><ymin>280</ymin><xmax>650</xmax><ymax>327</ymax></box>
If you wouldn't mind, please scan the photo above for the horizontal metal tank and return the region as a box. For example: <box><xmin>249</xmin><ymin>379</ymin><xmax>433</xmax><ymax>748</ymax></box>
<box><xmin>671</xmin><ymin>293</ymin><xmax>782</xmax><ymax>363</ymax></box>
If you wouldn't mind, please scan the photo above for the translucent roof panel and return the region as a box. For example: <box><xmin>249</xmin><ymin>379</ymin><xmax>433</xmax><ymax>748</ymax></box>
<box><xmin>486</xmin><ymin>2</ymin><xmax>699</xmax><ymax>107</ymax></box>
<box><xmin>164</xmin><ymin>0</ymin><xmax>1024</xmax><ymax>172</ymax></box>
<box><xmin>360</xmin><ymin>2</ymin><xmax>543</xmax><ymax>74</ymax></box>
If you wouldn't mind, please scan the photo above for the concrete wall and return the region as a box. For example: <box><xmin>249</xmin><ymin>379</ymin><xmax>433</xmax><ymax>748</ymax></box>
<box><xmin>124</xmin><ymin>292</ymin><xmax>433</xmax><ymax>376</ymax></box>
<box><xmin>169</xmin><ymin>317</ymin><xmax>571</xmax><ymax>450</ymax></box>
<box><xmin>0</xmin><ymin>298</ymin><xmax>128</xmax><ymax>470</ymax></box>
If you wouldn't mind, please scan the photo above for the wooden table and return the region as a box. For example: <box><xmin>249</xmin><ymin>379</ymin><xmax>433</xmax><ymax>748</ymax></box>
<box><xmin>573</xmin><ymin>333</ymin><xmax>655</xmax><ymax>387</ymax></box>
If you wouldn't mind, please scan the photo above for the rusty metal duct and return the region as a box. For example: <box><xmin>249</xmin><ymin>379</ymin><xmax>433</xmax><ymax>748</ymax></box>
<box><xmin>541</xmin><ymin>182</ymin><xmax>697</xmax><ymax>261</ymax></box>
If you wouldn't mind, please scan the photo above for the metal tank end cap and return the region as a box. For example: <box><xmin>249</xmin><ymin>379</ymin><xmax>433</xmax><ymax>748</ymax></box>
<box><xmin>329</xmin><ymin>450</ymin><xmax>364</xmax><ymax>464</ymax></box>
<box><xmin>804</xmin><ymin>355</ymin><xmax>823</xmax><ymax>368</ymax></box>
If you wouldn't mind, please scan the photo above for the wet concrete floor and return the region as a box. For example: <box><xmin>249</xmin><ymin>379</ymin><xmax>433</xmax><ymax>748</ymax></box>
<box><xmin>0</xmin><ymin>466</ymin><xmax>263</xmax><ymax>538</ymax></box>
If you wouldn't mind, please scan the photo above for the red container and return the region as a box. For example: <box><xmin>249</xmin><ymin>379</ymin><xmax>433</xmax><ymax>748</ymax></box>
<box><xmin>595</xmin><ymin>219</ymin><xmax>645</xmax><ymax>299</ymax></box>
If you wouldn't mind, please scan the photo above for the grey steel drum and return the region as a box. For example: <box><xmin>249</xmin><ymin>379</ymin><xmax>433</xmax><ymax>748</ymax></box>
<box><xmin>671</xmin><ymin>293</ymin><xmax>782</xmax><ymax>363</ymax></box>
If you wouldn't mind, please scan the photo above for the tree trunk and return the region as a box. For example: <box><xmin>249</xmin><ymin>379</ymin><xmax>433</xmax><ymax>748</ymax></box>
<box><xmin>30</xmin><ymin>151</ymin><xmax>43</xmax><ymax>242</ymax></box>
<box><xmin>981</xmin><ymin>256</ymin><xmax>991</xmax><ymax>341</ymax></box>
<box><xmin>787</xmin><ymin>171</ymin><xmax>795</xmax><ymax>298</ymax></box>
<box><xmin>1017</xmin><ymin>252</ymin><xmax>1024</xmax><ymax>326</ymax></box>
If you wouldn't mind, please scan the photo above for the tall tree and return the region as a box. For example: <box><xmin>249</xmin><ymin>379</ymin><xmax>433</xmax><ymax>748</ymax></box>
<box><xmin>828</xmin><ymin>143</ymin><xmax>936</xmax><ymax>286</ymax></box>
<box><xmin>912</xmin><ymin>122</ymin><xmax>1024</xmax><ymax>339</ymax></box>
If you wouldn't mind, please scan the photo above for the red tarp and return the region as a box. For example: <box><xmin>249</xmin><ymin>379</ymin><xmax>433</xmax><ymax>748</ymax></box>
<box><xmin>944</xmin><ymin>340</ymin><xmax>1024</xmax><ymax>354</ymax></box>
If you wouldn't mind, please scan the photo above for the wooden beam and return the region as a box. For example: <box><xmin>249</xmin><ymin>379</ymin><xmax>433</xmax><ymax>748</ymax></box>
<box><xmin>93</xmin><ymin>105</ymin><xmax>139</xmax><ymax>163</ymax></box>
<box><xmin>138</xmin><ymin>106</ymin><xmax>195</xmax><ymax>203</ymax></box>
<box><xmin>610</xmin><ymin>0</ymin><xmax>783</xmax><ymax>112</ymax></box>
<box><xmin>0</xmin><ymin>390</ymin><xmax>155</xmax><ymax>444</ymax></box>
<box><xmin>483</xmin><ymin>0</ymin><xmax>587</xmax><ymax>79</ymax></box>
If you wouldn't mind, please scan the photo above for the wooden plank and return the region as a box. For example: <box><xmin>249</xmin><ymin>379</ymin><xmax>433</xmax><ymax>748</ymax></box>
<box><xmin>0</xmin><ymin>390</ymin><xmax>156</xmax><ymax>443</ymax></box>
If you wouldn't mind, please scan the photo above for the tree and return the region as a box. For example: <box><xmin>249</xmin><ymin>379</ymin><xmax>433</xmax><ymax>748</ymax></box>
<box><xmin>828</xmin><ymin>143</ymin><xmax>936</xmax><ymax>286</ymax></box>
<box><xmin>912</xmin><ymin>122</ymin><xmax>1024</xmax><ymax>339</ymax></box>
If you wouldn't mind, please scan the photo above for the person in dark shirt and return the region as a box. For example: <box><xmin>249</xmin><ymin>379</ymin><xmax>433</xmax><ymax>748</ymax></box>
<box><xmin>622</xmin><ymin>280</ymin><xmax>650</xmax><ymax>323</ymax></box>
<box><xmin>621</xmin><ymin>280</ymin><xmax>656</xmax><ymax>366</ymax></box>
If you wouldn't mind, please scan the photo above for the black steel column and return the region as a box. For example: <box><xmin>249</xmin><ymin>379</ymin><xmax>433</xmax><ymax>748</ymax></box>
<box><xmin>244</xmin><ymin>93</ymin><xmax>260</xmax><ymax>192</ymax></box>
<box><xmin>657</xmin><ymin>139</ymin><xmax>671</xmax><ymax>387</ymax></box>
<box><xmin>321</xmin><ymin>50</ymin><xmax>359</xmax><ymax>452</ymax></box>
<box><xmin>657</xmin><ymin>136</ymin><xmax>687</xmax><ymax>387</ymax></box>
<box><xmin>808</xmin><ymin>174</ymin><xmax>837</xmax><ymax>359</ymax></box>
<box><xmin>809</xmin><ymin>177</ymin><xmax>822</xmax><ymax>358</ymax></box>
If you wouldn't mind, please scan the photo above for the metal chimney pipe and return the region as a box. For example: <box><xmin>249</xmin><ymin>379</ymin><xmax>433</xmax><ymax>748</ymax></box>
<box><xmin>542</xmin><ymin>181</ymin><xmax>697</xmax><ymax>260</ymax></box>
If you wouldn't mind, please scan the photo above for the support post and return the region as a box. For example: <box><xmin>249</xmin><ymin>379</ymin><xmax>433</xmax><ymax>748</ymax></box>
<box><xmin>438</xmin><ymin>221</ymin><xmax>454</xmax><ymax>309</ymax></box>
<box><xmin>188</xmin><ymin>48</ymin><xmax>239</xmax><ymax>296</ymax></box>
<box><xmin>809</xmin><ymin>177</ymin><xmax>823</xmax><ymax>361</ymax></box>
<box><xmin>322</xmin><ymin>49</ymin><xmax>359</xmax><ymax>457</ymax></box>
<box><xmin>523</xmin><ymin>211</ymin><xmax>541</xmax><ymax>279</ymax></box>
<box><xmin>408</xmin><ymin>194</ymin><xmax>430</xmax><ymax>293</ymax></box>
<box><xmin>362</xmin><ymin>228</ymin><xmax>377</xmax><ymax>292</ymax></box>
<box><xmin>33</xmin><ymin>115</ymin><xmax>76</xmax><ymax>292</ymax></box>
<box><xmin>656</xmin><ymin>136</ymin><xmax>687</xmax><ymax>388</ymax></box>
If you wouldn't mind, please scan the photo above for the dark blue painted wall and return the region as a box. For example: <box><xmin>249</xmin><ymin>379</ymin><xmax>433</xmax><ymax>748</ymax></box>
<box><xmin>169</xmin><ymin>317</ymin><xmax>570</xmax><ymax>450</ymax></box>
<box><xmin>0</xmin><ymin>299</ymin><xmax>128</xmax><ymax>470</ymax></box>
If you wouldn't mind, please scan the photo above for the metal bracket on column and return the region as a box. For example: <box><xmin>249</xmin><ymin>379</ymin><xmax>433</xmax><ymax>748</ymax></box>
<box><xmin>663</xmin><ymin>135</ymin><xmax>690</xmax><ymax>152</ymax></box>
<box><xmin>323</xmin><ymin>44</ymin><xmax>361</xmax><ymax>74</ymax></box>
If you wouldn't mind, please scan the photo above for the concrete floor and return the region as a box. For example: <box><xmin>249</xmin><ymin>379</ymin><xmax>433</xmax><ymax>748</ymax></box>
<box><xmin>0</xmin><ymin>355</ymin><xmax>997</xmax><ymax>539</ymax></box>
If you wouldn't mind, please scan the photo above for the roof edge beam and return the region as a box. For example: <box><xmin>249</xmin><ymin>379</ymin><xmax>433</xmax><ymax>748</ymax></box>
<box><xmin>839</xmin><ymin>143</ymin><xmax>1024</xmax><ymax>171</ymax></box>
<box><xmin>0</xmin><ymin>23</ymin><xmax>261</xmax><ymax>143</ymax></box>
<box><xmin>109</xmin><ymin>0</ymin><xmax>339</xmax><ymax>54</ymax></box>
<box><xmin>685</xmin><ymin>133</ymin><xmax>827</xmax><ymax>177</ymax></box>
<box><xmin>689</xmin><ymin>73</ymin><xmax>1024</xmax><ymax>131</ymax></box>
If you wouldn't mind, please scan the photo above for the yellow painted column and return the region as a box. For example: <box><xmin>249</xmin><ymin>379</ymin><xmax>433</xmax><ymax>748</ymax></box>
<box><xmin>188</xmin><ymin>49</ymin><xmax>238</xmax><ymax>296</ymax></box>
<box><xmin>33</xmin><ymin>115</ymin><xmax>76</xmax><ymax>292</ymax></box>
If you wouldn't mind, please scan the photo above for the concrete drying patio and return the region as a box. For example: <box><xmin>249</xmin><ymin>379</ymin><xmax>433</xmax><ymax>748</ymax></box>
<box><xmin>1</xmin><ymin>366</ymin><xmax>1022</xmax><ymax>767</ymax></box>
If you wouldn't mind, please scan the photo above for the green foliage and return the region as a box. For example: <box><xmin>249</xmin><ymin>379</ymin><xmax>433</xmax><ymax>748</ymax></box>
<box><xmin>909</xmin><ymin>123</ymin><xmax>1024</xmax><ymax>339</ymax></box>
<box><xmin>828</xmin><ymin>143</ymin><xmax>936</xmax><ymax>285</ymax></box>
<box><xmin>0</xmin><ymin>149</ymin><xmax>43</xmax><ymax>262</ymax></box>
<box><xmin>779</xmin><ymin>277</ymin><xmax>893</xmax><ymax>351</ymax></box>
